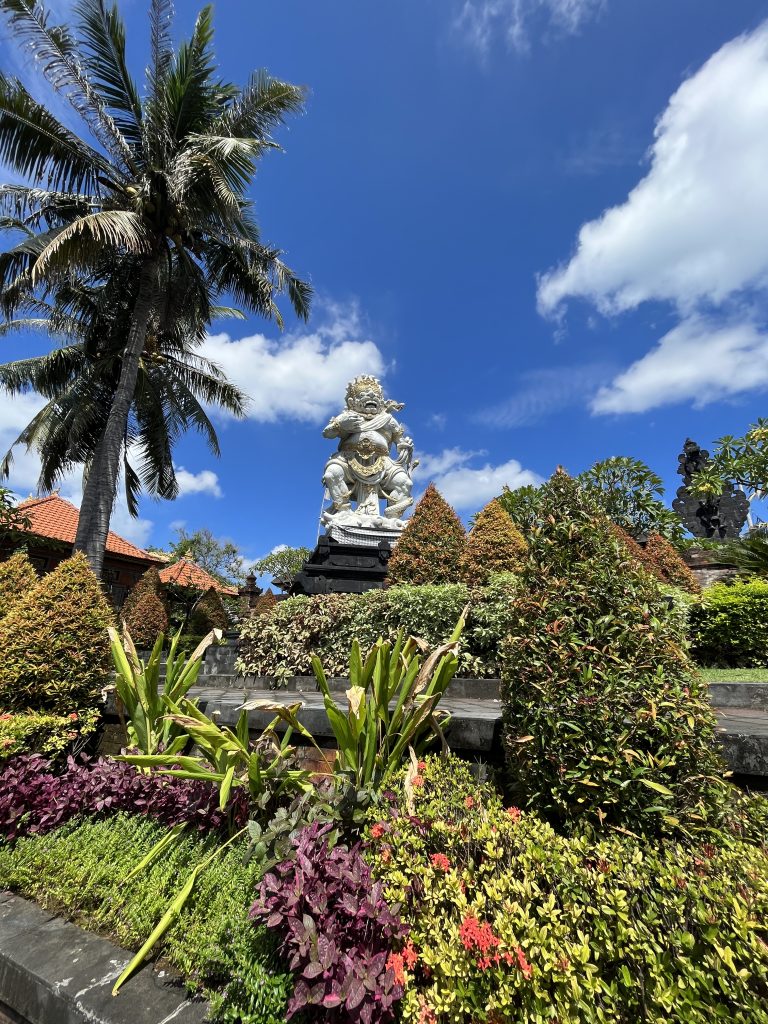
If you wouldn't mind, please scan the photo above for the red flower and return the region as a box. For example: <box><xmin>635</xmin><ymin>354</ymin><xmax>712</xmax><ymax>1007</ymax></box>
<box><xmin>515</xmin><ymin>946</ymin><xmax>532</xmax><ymax>979</ymax></box>
<box><xmin>370</xmin><ymin>822</ymin><xmax>386</xmax><ymax>840</ymax></box>
<box><xmin>68</xmin><ymin>713</ymin><xmax>79</xmax><ymax>721</ymax></box>
<box><xmin>412</xmin><ymin>775</ymin><xmax>425</xmax><ymax>788</ymax></box>
<box><xmin>0</xmin><ymin>713</ymin><xmax>12</xmax><ymax>721</ymax></box>
<box><xmin>403</xmin><ymin>941</ymin><xmax>418</xmax><ymax>969</ymax></box>
<box><xmin>417</xmin><ymin>760</ymin><xmax>427</xmax><ymax>772</ymax></box>
<box><xmin>417</xmin><ymin>998</ymin><xmax>437</xmax><ymax>1024</ymax></box>
<box><xmin>387</xmin><ymin>952</ymin><xmax>405</xmax><ymax>985</ymax></box>
<box><xmin>464</xmin><ymin>795</ymin><xmax>475</xmax><ymax>809</ymax></box>
<box><xmin>459</xmin><ymin>914</ymin><xmax>499</xmax><ymax>956</ymax></box>
<box><xmin>506</xmin><ymin>806</ymin><xmax>521</xmax><ymax>822</ymax></box>
<box><xmin>430</xmin><ymin>852</ymin><xmax>450</xmax><ymax>872</ymax></box>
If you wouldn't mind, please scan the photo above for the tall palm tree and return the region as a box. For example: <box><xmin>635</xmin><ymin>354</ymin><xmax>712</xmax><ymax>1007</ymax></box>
<box><xmin>0</xmin><ymin>0</ymin><xmax>311</xmax><ymax>575</ymax></box>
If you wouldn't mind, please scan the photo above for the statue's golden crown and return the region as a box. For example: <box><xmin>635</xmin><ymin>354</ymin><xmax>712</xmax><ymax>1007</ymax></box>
<box><xmin>346</xmin><ymin>375</ymin><xmax>383</xmax><ymax>401</ymax></box>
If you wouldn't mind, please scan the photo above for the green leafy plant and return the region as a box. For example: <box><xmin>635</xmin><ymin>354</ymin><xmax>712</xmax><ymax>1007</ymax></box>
<box><xmin>690</xmin><ymin>418</ymin><xmax>768</xmax><ymax>500</ymax></box>
<box><xmin>189</xmin><ymin>585</ymin><xmax>230</xmax><ymax>634</ymax></box>
<box><xmin>0</xmin><ymin>552</ymin><xmax>114</xmax><ymax>713</ymax></box>
<box><xmin>724</xmin><ymin>530</ymin><xmax>768</xmax><ymax>579</ymax></box>
<box><xmin>689</xmin><ymin>579</ymin><xmax>768</xmax><ymax>667</ymax></box>
<box><xmin>0</xmin><ymin>708</ymin><xmax>99</xmax><ymax>761</ymax></box>
<box><xmin>119</xmin><ymin>567</ymin><xmax>170</xmax><ymax>649</ymax></box>
<box><xmin>387</xmin><ymin>484</ymin><xmax>466</xmax><ymax>585</ymax></box>
<box><xmin>578</xmin><ymin>455</ymin><xmax>684</xmax><ymax>542</ymax></box>
<box><xmin>0</xmin><ymin>549</ymin><xmax>38</xmax><ymax>620</ymax></box>
<box><xmin>310</xmin><ymin>613</ymin><xmax>466</xmax><ymax>790</ymax></box>
<box><xmin>500</xmin><ymin>469</ymin><xmax>727</xmax><ymax>837</ymax></box>
<box><xmin>461</xmin><ymin>499</ymin><xmax>527</xmax><ymax>584</ymax></box>
<box><xmin>109</xmin><ymin>625</ymin><xmax>220</xmax><ymax>755</ymax></box>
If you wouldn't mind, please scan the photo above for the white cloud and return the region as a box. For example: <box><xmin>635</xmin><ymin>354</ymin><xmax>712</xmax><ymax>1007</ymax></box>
<box><xmin>478</xmin><ymin>363</ymin><xmax>613</xmax><ymax>427</ymax></box>
<box><xmin>455</xmin><ymin>0</ymin><xmax>604</xmax><ymax>55</ymax></box>
<box><xmin>538</xmin><ymin>23</ymin><xmax>768</xmax><ymax>317</ymax></box>
<box><xmin>416</xmin><ymin>447</ymin><xmax>541</xmax><ymax>510</ymax></box>
<box><xmin>592</xmin><ymin>317</ymin><xmax>768</xmax><ymax>414</ymax></box>
<box><xmin>203</xmin><ymin>302</ymin><xmax>386</xmax><ymax>424</ymax></box>
<box><xmin>174</xmin><ymin>466</ymin><xmax>223</xmax><ymax>499</ymax></box>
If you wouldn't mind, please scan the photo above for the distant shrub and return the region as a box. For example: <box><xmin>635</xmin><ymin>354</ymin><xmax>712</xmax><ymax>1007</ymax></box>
<box><xmin>119</xmin><ymin>566</ymin><xmax>169</xmax><ymax>648</ymax></box>
<box><xmin>255</xmin><ymin>590</ymin><xmax>277</xmax><ymax>614</ymax></box>
<box><xmin>237</xmin><ymin>582</ymin><xmax>516</xmax><ymax>679</ymax></box>
<box><xmin>0</xmin><ymin>552</ymin><xmax>114</xmax><ymax>714</ymax></box>
<box><xmin>499</xmin><ymin>470</ymin><xmax>727</xmax><ymax>837</ymax></box>
<box><xmin>189</xmin><ymin>586</ymin><xmax>230</xmax><ymax>634</ymax></box>
<box><xmin>365</xmin><ymin>755</ymin><xmax>768</xmax><ymax>1024</ymax></box>
<box><xmin>0</xmin><ymin>551</ymin><xmax>38</xmax><ymax>620</ymax></box>
<box><xmin>689</xmin><ymin>579</ymin><xmax>768</xmax><ymax>667</ymax></box>
<box><xmin>388</xmin><ymin>484</ymin><xmax>466</xmax><ymax>585</ymax></box>
<box><xmin>645</xmin><ymin>532</ymin><xmax>701</xmax><ymax>593</ymax></box>
<box><xmin>461</xmin><ymin>499</ymin><xmax>527</xmax><ymax>584</ymax></box>
<box><xmin>0</xmin><ymin>709</ymin><xmax>99</xmax><ymax>762</ymax></box>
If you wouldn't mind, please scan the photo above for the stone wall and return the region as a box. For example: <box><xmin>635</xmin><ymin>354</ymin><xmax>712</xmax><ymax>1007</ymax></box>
<box><xmin>682</xmin><ymin>547</ymin><xmax>738</xmax><ymax>588</ymax></box>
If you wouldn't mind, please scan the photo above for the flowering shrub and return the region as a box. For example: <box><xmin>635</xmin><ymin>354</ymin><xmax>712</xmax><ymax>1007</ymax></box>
<box><xmin>0</xmin><ymin>754</ymin><xmax>248</xmax><ymax>841</ymax></box>
<box><xmin>364</xmin><ymin>756</ymin><xmax>768</xmax><ymax>1024</ymax></box>
<box><xmin>0</xmin><ymin>709</ymin><xmax>99</xmax><ymax>762</ymax></box>
<box><xmin>251</xmin><ymin>821</ymin><xmax>408</xmax><ymax>1024</ymax></box>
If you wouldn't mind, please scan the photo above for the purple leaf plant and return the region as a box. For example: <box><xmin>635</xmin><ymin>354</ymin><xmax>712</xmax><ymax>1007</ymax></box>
<box><xmin>250</xmin><ymin>821</ymin><xmax>408</xmax><ymax>1024</ymax></box>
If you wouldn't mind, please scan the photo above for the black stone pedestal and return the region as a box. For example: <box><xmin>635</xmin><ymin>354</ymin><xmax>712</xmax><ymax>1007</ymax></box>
<box><xmin>291</xmin><ymin>535</ymin><xmax>391</xmax><ymax>595</ymax></box>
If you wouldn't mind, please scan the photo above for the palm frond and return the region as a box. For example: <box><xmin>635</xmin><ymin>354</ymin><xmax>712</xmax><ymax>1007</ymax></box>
<box><xmin>0</xmin><ymin>73</ymin><xmax>112</xmax><ymax>193</ymax></box>
<box><xmin>0</xmin><ymin>0</ymin><xmax>135</xmax><ymax>171</ymax></box>
<box><xmin>74</xmin><ymin>0</ymin><xmax>143</xmax><ymax>150</ymax></box>
<box><xmin>32</xmin><ymin>210</ymin><xmax>151</xmax><ymax>280</ymax></box>
<box><xmin>724</xmin><ymin>532</ymin><xmax>768</xmax><ymax>579</ymax></box>
<box><xmin>210</xmin><ymin>69</ymin><xmax>305</xmax><ymax>140</ymax></box>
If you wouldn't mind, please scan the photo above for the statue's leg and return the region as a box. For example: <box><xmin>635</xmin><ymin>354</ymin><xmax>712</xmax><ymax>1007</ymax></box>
<box><xmin>383</xmin><ymin>467</ymin><xmax>413</xmax><ymax>519</ymax></box>
<box><xmin>323</xmin><ymin>460</ymin><xmax>353</xmax><ymax>512</ymax></box>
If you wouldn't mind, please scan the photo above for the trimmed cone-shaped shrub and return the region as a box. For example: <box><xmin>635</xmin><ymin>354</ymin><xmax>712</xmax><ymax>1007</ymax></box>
<box><xmin>645</xmin><ymin>532</ymin><xmax>701</xmax><ymax>593</ymax></box>
<box><xmin>188</xmin><ymin>586</ymin><xmax>229</xmax><ymax>634</ymax></box>
<box><xmin>500</xmin><ymin>470</ymin><xmax>726</xmax><ymax>837</ymax></box>
<box><xmin>255</xmin><ymin>589</ymin><xmax>277</xmax><ymax>615</ymax></box>
<box><xmin>0</xmin><ymin>552</ymin><xmax>114</xmax><ymax>713</ymax></box>
<box><xmin>119</xmin><ymin>566</ymin><xmax>169</xmax><ymax>648</ymax></box>
<box><xmin>461</xmin><ymin>499</ymin><xmax>527</xmax><ymax>584</ymax></box>
<box><xmin>387</xmin><ymin>484</ymin><xmax>466</xmax><ymax>585</ymax></box>
<box><xmin>0</xmin><ymin>551</ymin><xmax>38</xmax><ymax>620</ymax></box>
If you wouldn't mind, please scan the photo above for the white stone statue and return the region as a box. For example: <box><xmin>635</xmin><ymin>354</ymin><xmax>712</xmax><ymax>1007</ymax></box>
<box><xmin>321</xmin><ymin>375</ymin><xmax>416</xmax><ymax>531</ymax></box>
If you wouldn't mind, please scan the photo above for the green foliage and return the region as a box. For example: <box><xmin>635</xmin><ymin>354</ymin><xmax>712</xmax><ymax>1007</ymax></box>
<box><xmin>578</xmin><ymin>455</ymin><xmax>684</xmax><ymax>542</ymax></box>
<box><xmin>189</xmin><ymin>586</ymin><xmax>230</xmax><ymax>634</ymax></box>
<box><xmin>497</xmin><ymin>483</ymin><xmax>545</xmax><ymax>537</ymax></box>
<box><xmin>119</xmin><ymin>566</ymin><xmax>169</xmax><ymax>648</ymax></box>
<box><xmin>311</xmin><ymin>618</ymin><xmax>463</xmax><ymax>790</ymax></box>
<box><xmin>690</xmin><ymin>418</ymin><xmax>768</xmax><ymax>499</ymax></box>
<box><xmin>0</xmin><ymin>488</ymin><xmax>30</xmax><ymax>542</ymax></box>
<box><xmin>0</xmin><ymin>708</ymin><xmax>99</xmax><ymax>761</ymax></box>
<box><xmin>689</xmin><ymin>579</ymin><xmax>768</xmax><ymax>667</ymax></box>
<box><xmin>724</xmin><ymin>530</ymin><xmax>768</xmax><ymax>579</ymax></box>
<box><xmin>0</xmin><ymin>552</ymin><xmax>114</xmax><ymax>713</ymax></box>
<box><xmin>251</xmin><ymin>547</ymin><xmax>311</xmax><ymax>592</ymax></box>
<box><xmin>365</xmin><ymin>756</ymin><xmax>768</xmax><ymax>1024</ymax></box>
<box><xmin>110</xmin><ymin>625</ymin><xmax>220</xmax><ymax>754</ymax></box>
<box><xmin>0</xmin><ymin>549</ymin><xmax>38</xmax><ymax>619</ymax></box>
<box><xmin>0</xmin><ymin>814</ymin><xmax>290</xmax><ymax>1023</ymax></box>
<box><xmin>499</xmin><ymin>470</ymin><xmax>727</xmax><ymax>837</ymax></box>
<box><xmin>461</xmin><ymin>499</ymin><xmax>527</xmax><ymax>584</ymax></box>
<box><xmin>237</xmin><ymin>581</ymin><xmax>516</xmax><ymax>679</ymax></box>
<box><xmin>169</xmin><ymin>528</ymin><xmax>247</xmax><ymax>588</ymax></box>
<box><xmin>388</xmin><ymin>484</ymin><xmax>466</xmax><ymax>585</ymax></box>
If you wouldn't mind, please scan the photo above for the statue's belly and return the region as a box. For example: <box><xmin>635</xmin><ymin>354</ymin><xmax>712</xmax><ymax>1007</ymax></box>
<box><xmin>340</xmin><ymin>429</ymin><xmax>390</xmax><ymax>454</ymax></box>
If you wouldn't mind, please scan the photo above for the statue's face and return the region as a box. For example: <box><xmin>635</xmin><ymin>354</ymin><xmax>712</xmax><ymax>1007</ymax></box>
<box><xmin>350</xmin><ymin>388</ymin><xmax>384</xmax><ymax>417</ymax></box>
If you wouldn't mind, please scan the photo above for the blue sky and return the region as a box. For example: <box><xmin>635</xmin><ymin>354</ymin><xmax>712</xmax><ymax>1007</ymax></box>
<box><xmin>2</xmin><ymin>0</ymin><xmax>768</xmax><ymax>569</ymax></box>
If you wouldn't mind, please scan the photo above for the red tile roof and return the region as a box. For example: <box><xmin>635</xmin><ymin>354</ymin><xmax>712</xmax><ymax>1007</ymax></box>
<box><xmin>16</xmin><ymin>494</ymin><xmax>164</xmax><ymax>565</ymax></box>
<box><xmin>158</xmin><ymin>557</ymin><xmax>239</xmax><ymax>596</ymax></box>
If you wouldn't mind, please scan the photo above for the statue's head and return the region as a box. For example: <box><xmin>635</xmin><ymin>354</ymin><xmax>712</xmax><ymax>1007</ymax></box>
<box><xmin>346</xmin><ymin>375</ymin><xmax>385</xmax><ymax>417</ymax></box>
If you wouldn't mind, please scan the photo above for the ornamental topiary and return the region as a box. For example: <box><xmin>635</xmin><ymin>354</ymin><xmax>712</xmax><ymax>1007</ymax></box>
<box><xmin>644</xmin><ymin>532</ymin><xmax>701</xmax><ymax>593</ymax></box>
<box><xmin>188</xmin><ymin>586</ymin><xmax>229</xmax><ymax>634</ymax></box>
<box><xmin>0</xmin><ymin>550</ymin><xmax>38</xmax><ymax>620</ymax></box>
<box><xmin>689</xmin><ymin>579</ymin><xmax>768</xmax><ymax>667</ymax></box>
<box><xmin>119</xmin><ymin>566</ymin><xmax>169</xmax><ymax>648</ymax></box>
<box><xmin>255</xmin><ymin>589</ymin><xmax>277</xmax><ymax>615</ymax></box>
<box><xmin>387</xmin><ymin>484</ymin><xmax>466</xmax><ymax>586</ymax></box>
<box><xmin>461</xmin><ymin>499</ymin><xmax>527</xmax><ymax>584</ymax></box>
<box><xmin>0</xmin><ymin>552</ymin><xmax>115</xmax><ymax>714</ymax></box>
<box><xmin>499</xmin><ymin>469</ymin><xmax>727</xmax><ymax>836</ymax></box>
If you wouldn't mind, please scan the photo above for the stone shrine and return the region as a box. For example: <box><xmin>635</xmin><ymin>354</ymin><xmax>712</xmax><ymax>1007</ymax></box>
<box><xmin>291</xmin><ymin>375</ymin><xmax>417</xmax><ymax>595</ymax></box>
<box><xmin>672</xmin><ymin>438</ymin><xmax>749</xmax><ymax>539</ymax></box>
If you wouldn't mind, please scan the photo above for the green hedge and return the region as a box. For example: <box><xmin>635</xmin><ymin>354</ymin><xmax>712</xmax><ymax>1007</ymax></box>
<box><xmin>689</xmin><ymin>580</ymin><xmax>768</xmax><ymax>667</ymax></box>
<box><xmin>0</xmin><ymin>814</ymin><xmax>289</xmax><ymax>1024</ymax></box>
<box><xmin>236</xmin><ymin>575</ymin><xmax>521</xmax><ymax>679</ymax></box>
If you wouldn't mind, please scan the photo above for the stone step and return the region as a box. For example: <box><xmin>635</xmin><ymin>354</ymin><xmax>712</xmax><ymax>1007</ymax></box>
<box><xmin>707</xmin><ymin>681</ymin><xmax>768</xmax><ymax>711</ymax></box>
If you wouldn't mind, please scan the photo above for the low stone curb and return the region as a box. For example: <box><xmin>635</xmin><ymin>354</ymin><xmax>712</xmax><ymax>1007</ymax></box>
<box><xmin>0</xmin><ymin>893</ymin><xmax>207</xmax><ymax>1024</ymax></box>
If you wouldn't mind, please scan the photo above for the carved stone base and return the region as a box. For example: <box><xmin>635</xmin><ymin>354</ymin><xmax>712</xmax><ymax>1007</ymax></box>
<box><xmin>290</xmin><ymin>535</ymin><xmax>392</xmax><ymax>595</ymax></box>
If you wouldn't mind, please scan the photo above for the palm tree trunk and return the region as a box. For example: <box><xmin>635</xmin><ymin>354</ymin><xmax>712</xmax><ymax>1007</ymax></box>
<box><xmin>74</xmin><ymin>259</ymin><xmax>158</xmax><ymax>578</ymax></box>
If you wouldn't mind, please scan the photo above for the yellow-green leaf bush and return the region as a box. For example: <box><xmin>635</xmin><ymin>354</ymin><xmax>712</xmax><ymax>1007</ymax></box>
<box><xmin>0</xmin><ymin>709</ymin><xmax>99</xmax><ymax>761</ymax></box>
<box><xmin>0</xmin><ymin>550</ymin><xmax>38</xmax><ymax>620</ymax></box>
<box><xmin>499</xmin><ymin>470</ymin><xmax>727</xmax><ymax>837</ymax></box>
<box><xmin>0</xmin><ymin>552</ymin><xmax>114</xmax><ymax>713</ymax></box>
<box><xmin>237</xmin><ymin>577</ymin><xmax>521</xmax><ymax>680</ymax></box>
<box><xmin>689</xmin><ymin>579</ymin><xmax>768</xmax><ymax>667</ymax></box>
<box><xmin>461</xmin><ymin>499</ymin><xmax>527</xmax><ymax>584</ymax></box>
<box><xmin>189</xmin><ymin>585</ymin><xmax>229</xmax><ymax>634</ymax></box>
<box><xmin>366</xmin><ymin>756</ymin><xmax>768</xmax><ymax>1024</ymax></box>
<box><xmin>388</xmin><ymin>484</ymin><xmax>467</xmax><ymax>585</ymax></box>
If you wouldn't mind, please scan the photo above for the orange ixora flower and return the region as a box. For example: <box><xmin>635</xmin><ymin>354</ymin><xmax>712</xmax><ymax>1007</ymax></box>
<box><xmin>411</xmin><ymin>775</ymin><xmax>425</xmax><ymax>788</ymax></box>
<box><xmin>430</xmin><ymin>852</ymin><xmax>451</xmax><ymax>872</ymax></box>
<box><xmin>68</xmin><ymin>713</ymin><xmax>78</xmax><ymax>721</ymax></box>
<box><xmin>386</xmin><ymin>951</ymin><xmax>405</xmax><ymax>985</ymax></box>
<box><xmin>506</xmin><ymin>807</ymin><xmax>522</xmax><ymax>822</ymax></box>
<box><xmin>417</xmin><ymin>760</ymin><xmax>427</xmax><ymax>772</ymax></box>
<box><xmin>0</xmin><ymin>714</ymin><xmax>13</xmax><ymax>721</ymax></box>
<box><xmin>370</xmin><ymin>822</ymin><xmax>386</xmax><ymax>839</ymax></box>
<box><xmin>402</xmin><ymin>940</ymin><xmax>418</xmax><ymax>969</ymax></box>
<box><xmin>464</xmin><ymin>795</ymin><xmax>475</xmax><ymax>809</ymax></box>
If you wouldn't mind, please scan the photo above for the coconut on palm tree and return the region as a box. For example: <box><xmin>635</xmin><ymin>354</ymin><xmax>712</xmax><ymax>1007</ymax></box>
<box><xmin>0</xmin><ymin>0</ymin><xmax>311</xmax><ymax>575</ymax></box>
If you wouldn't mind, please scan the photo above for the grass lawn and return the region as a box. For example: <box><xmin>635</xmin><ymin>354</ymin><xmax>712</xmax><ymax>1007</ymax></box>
<box><xmin>700</xmin><ymin>668</ymin><xmax>768</xmax><ymax>682</ymax></box>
